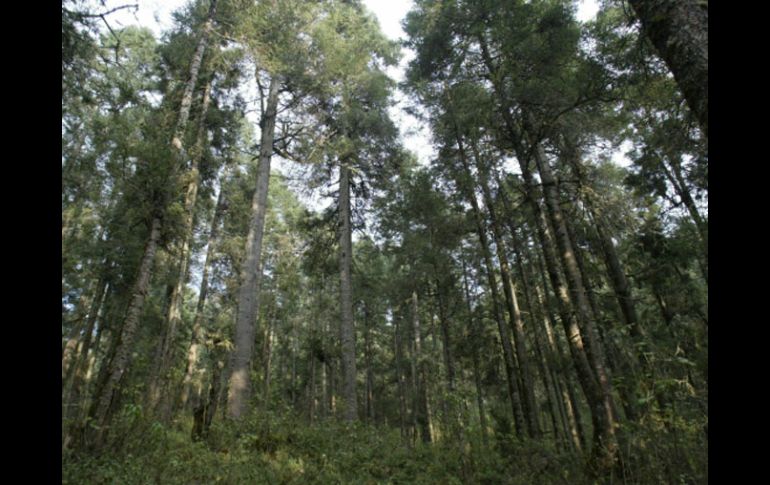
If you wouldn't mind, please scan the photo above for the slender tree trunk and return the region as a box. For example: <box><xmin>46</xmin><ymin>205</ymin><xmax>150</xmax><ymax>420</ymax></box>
<box><xmin>476</xmin><ymin>37</ymin><xmax>609</xmax><ymax>454</ymax></box>
<box><xmin>532</xmin><ymin>146</ymin><xmax>619</xmax><ymax>470</ymax></box>
<box><xmin>291</xmin><ymin>317</ymin><xmax>298</xmax><ymax>408</ymax></box>
<box><xmin>412</xmin><ymin>291</ymin><xmax>432</xmax><ymax>443</ymax></box>
<box><xmin>180</xmin><ymin>163</ymin><xmax>230</xmax><ymax>410</ymax></box>
<box><xmin>453</xmin><ymin>133</ymin><xmax>527</xmax><ymax>438</ymax></box>
<box><xmin>533</xmin><ymin>246</ymin><xmax>586</xmax><ymax>452</ymax></box>
<box><xmin>226</xmin><ymin>75</ymin><xmax>280</xmax><ymax>419</ymax></box>
<box><xmin>89</xmin><ymin>217</ymin><xmax>162</xmax><ymax>446</ymax></box>
<box><xmin>63</xmin><ymin>279</ymin><xmax>109</xmax><ymax>451</ymax></box>
<box><xmin>394</xmin><ymin>312</ymin><xmax>408</xmax><ymax>442</ymax></box>
<box><xmin>565</xmin><ymin>217</ymin><xmax>634</xmax><ymax>423</ymax></box>
<box><xmin>626</xmin><ymin>0</ymin><xmax>708</xmax><ymax>137</ymax></box>
<box><xmin>660</xmin><ymin>157</ymin><xmax>708</xmax><ymax>282</ymax></box>
<box><xmin>170</xmin><ymin>0</ymin><xmax>217</xmax><ymax>153</ymax></box>
<box><xmin>262</xmin><ymin>306</ymin><xmax>275</xmax><ymax>407</ymax></box>
<box><xmin>338</xmin><ymin>161</ymin><xmax>358</xmax><ymax>422</ymax></box>
<box><xmin>364</xmin><ymin>303</ymin><xmax>375</xmax><ymax>423</ymax></box>
<box><xmin>461</xmin><ymin>257</ymin><xmax>489</xmax><ymax>448</ymax></box>
<box><xmin>153</xmin><ymin>79</ymin><xmax>214</xmax><ymax>419</ymax></box>
<box><xmin>470</xmin><ymin>142</ymin><xmax>540</xmax><ymax>438</ymax></box>
<box><xmin>84</xmin><ymin>1</ymin><xmax>217</xmax><ymax>447</ymax></box>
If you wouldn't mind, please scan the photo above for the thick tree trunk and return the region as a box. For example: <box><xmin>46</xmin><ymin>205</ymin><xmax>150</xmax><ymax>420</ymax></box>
<box><xmin>627</xmin><ymin>0</ymin><xmax>708</xmax><ymax>137</ymax></box>
<box><xmin>338</xmin><ymin>162</ymin><xmax>358</xmax><ymax>422</ymax></box>
<box><xmin>226</xmin><ymin>75</ymin><xmax>280</xmax><ymax>419</ymax></box>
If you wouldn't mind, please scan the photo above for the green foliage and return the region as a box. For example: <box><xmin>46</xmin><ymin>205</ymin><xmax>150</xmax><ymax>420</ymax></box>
<box><xmin>64</xmin><ymin>410</ymin><xmax>608</xmax><ymax>484</ymax></box>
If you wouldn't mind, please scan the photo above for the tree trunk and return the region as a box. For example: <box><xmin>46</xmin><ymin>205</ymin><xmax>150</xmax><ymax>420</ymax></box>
<box><xmin>394</xmin><ymin>312</ymin><xmax>408</xmax><ymax>441</ymax></box>
<box><xmin>171</xmin><ymin>0</ymin><xmax>217</xmax><ymax>153</ymax></box>
<box><xmin>477</xmin><ymin>36</ymin><xmax>608</xmax><ymax>459</ymax></box>
<box><xmin>660</xmin><ymin>157</ymin><xmax>708</xmax><ymax>282</ymax></box>
<box><xmin>88</xmin><ymin>217</ymin><xmax>162</xmax><ymax>447</ymax></box>
<box><xmin>226</xmin><ymin>75</ymin><xmax>280</xmax><ymax>419</ymax></box>
<box><xmin>84</xmin><ymin>1</ymin><xmax>217</xmax><ymax>447</ymax></box>
<box><xmin>364</xmin><ymin>303</ymin><xmax>375</xmax><ymax>423</ymax></box>
<box><xmin>180</xmin><ymin>162</ymin><xmax>230</xmax><ymax>410</ymax></box>
<box><xmin>627</xmin><ymin>0</ymin><xmax>708</xmax><ymax>137</ymax></box>
<box><xmin>531</xmin><ymin>146</ymin><xmax>619</xmax><ymax>470</ymax></box>
<box><xmin>412</xmin><ymin>291</ymin><xmax>432</xmax><ymax>443</ymax></box>
<box><xmin>453</xmin><ymin>132</ymin><xmax>527</xmax><ymax>438</ymax></box>
<box><xmin>470</xmin><ymin>142</ymin><xmax>540</xmax><ymax>438</ymax></box>
<box><xmin>153</xmin><ymin>79</ymin><xmax>214</xmax><ymax>419</ymax></box>
<box><xmin>338</xmin><ymin>161</ymin><xmax>358</xmax><ymax>422</ymax></box>
<box><xmin>461</xmin><ymin>257</ymin><xmax>489</xmax><ymax>448</ymax></box>
<box><xmin>63</xmin><ymin>279</ymin><xmax>109</xmax><ymax>451</ymax></box>
<box><xmin>532</xmin><ymin>246</ymin><xmax>586</xmax><ymax>452</ymax></box>
<box><xmin>262</xmin><ymin>306</ymin><xmax>275</xmax><ymax>407</ymax></box>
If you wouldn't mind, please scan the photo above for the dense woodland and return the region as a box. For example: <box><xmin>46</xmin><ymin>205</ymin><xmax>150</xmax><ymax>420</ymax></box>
<box><xmin>62</xmin><ymin>0</ymin><xmax>707</xmax><ymax>483</ymax></box>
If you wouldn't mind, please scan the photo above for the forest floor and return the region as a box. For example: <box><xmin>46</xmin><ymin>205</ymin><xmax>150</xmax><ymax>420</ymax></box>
<box><xmin>62</xmin><ymin>409</ymin><xmax>587</xmax><ymax>484</ymax></box>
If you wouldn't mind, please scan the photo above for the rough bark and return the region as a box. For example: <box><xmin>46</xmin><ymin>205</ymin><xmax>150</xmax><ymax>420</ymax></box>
<box><xmin>226</xmin><ymin>75</ymin><xmax>280</xmax><ymax>419</ymax></box>
<box><xmin>338</xmin><ymin>161</ymin><xmax>358</xmax><ymax>422</ymax></box>
<box><xmin>627</xmin><ymin>0</ymin><xmax>708</xmax><ymax>137</ymax></box>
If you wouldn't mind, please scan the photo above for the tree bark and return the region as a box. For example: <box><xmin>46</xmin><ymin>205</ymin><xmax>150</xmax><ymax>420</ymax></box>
<box><xmin>226</xmin><ymin>75</ymin><xmax>280</xmax><ymax>419</ymax></box>
<box><xmin>627</xmin><ymin>0</ymin><xmax>708</xmax><ymax>137</ymax></box>
<box><xmin>338</xmin><ymin>161</ymin><xmax>358</xmax><ymax>422</ymax></box>
<box><xmin>394</xmin><ymin>311</ymin><xmax>408</xmax><ymax>442</ymax></box>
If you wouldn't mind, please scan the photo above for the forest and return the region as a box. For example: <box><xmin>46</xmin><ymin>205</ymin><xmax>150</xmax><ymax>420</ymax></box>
<box><xmin>61</xmin><ymin>0</ymin><xmax>708</xmax><ymax>483</ymax></box>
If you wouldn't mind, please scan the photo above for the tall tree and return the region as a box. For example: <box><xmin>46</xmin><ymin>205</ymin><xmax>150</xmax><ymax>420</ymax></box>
<box><xmin>626</xmin><ymin>0</ymin><xmax>708</xmax><ymax>137</ymax></box>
